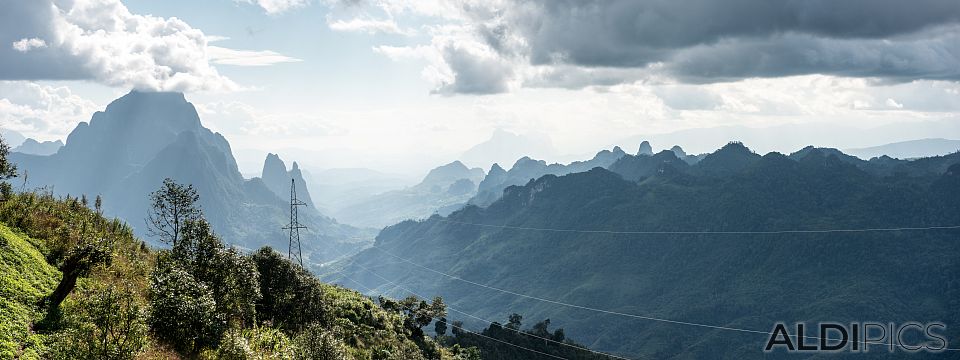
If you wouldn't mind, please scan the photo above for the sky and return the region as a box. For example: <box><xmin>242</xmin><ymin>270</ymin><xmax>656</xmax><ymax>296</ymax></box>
<box><xmin>1</xmin><ymin>0</ymin><xmax>959</xmax><ymax>176</ymax></box>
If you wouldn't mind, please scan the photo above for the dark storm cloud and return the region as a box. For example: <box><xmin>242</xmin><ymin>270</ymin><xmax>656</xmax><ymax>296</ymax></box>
<box><xmin>668</xmin><ymin>29</ymin><xmax>960</xmax><ymax>83</ymax></box>
<box><xmin>435</xmin><ymin>46</ymin><xmax>513</xmax><ymax>95</ymax></box>
<box><xmin>488</xmin><ymin>0</ymin><xmax>960</xmax><ymax>84</ymax></box>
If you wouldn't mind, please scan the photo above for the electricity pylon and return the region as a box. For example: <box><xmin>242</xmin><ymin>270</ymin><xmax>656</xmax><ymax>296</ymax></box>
<box><xmin>282</xmin><ymin>178</ymin><xmax>307</xmax><ymax>267</ymax></box>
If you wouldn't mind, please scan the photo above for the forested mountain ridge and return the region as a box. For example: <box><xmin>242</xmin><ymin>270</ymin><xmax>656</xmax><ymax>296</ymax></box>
<box><xmin>470</xmin><ymin>146</ymin><xmax>628</xmax><ymax>207</ymax></box>
<box><xmin>328</xmin><ymin>143</ymin><xmax>960</xmax><ymax>359</ymax></box>
<box><xmin>9</xmin><ymin>90</ymin><xmax>371</xmax><ymax>263</ymax></box>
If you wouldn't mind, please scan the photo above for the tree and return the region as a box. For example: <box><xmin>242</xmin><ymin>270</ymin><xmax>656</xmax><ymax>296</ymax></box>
<box><xmin>0</xmin><ymin>135</ymin><xmax>15</xmax><ymax>180</ymax></box>
<box><xmin>252</xmin><ymin>247</ymin><xmax>330</xmax><ymax>331</ymax></box>
<box><xmin>47</xmin><ymin>283</ymin><xmax>149</xmax><ymax>359</ymax></box>
<box><xmin>530</xmin><ymin>319</ymin><xmax>551</xmax><ymax>337</ymax></box>
<box><xmin>45</xmin><ymin>238</ymin><xmax>113</xmax><ymax>311</ymax></box>
<box><xmin>173</xmin><ymin>219</ymin><xmax>261</xmax><ymax>326</ymax></box>
<box><xmin>146</xmin><ymin>178</ymin><xmax>201</xmax><ymax>246</ymax></box>
<box><xmin>379</xmin><ymin>295</ymin><xmax>446</xmax><ymax>340</ymax></box>
<box><xmin>0</xmin><ymin>135</ymin><xmax>16</xmax><ymax>200</ymax></box>
<box><xmin>552</xmin><ymin>328</ymin><xmax>565</xmax><ymax>343</ymax></box>
<box><xmin>293</xmin><ymin>324</ymin><xmax>349</xmax><ymax>360</ymax></box>
<box><xmin>435</xmin><ymin>317</ymin><xmax>448</xmax><ymax>338</ymax></box>
<box><xmin>506</xmin><ymin>313</ymin><xmax>522</xmax><ymax>330</ymax></box>
<box><xmin>451</xmin><ymin>321</ymin><xmax>465</xmax><ymax>337</ymax></box>
<box><xmin>149</xmin><ymin>255</ymin><xmax>225</xmax><ymax>354</ymax></box>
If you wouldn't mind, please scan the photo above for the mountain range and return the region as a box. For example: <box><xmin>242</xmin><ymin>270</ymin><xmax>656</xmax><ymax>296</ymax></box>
<box><xmin>12</xmin><ymin>138</ymin><xmax>63</xmax><ymax>156</ymax></box>
<box><xmin>845</xmin><ymin>138</ymin><xmax>960</xmax><ymax>160</ymax></box>
<box><xmin>326</xmin><ymin>142</ymin><xmax>960</xmax><ymax>358</ymax></box>
<box><xmin>9</xmin><ymin>91</ymin><xmax>372</xmax><ymax>263</ymax></box>
<box><xmin>330</xmin><ymin>160</ymin><xmax>486</xmax><ymax>229</ymax></box>
<box><xmin>471</xmin><ymin>143</ymin><xmax>706</xmax><ymax>207</ymax></box>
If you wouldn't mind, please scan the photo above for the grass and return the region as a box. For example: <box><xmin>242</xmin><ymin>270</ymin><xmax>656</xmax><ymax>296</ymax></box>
<box><xmin>0</xmin><ymin>222</ymin><xmax>60</xmax><ymax>359</ymax></box>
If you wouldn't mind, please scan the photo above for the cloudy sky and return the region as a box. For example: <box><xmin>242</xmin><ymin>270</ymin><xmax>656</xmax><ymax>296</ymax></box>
<box><xmin>2</xmin><ymin>0</ymin><xmax>959</xmax><ymax>175</ymax></box>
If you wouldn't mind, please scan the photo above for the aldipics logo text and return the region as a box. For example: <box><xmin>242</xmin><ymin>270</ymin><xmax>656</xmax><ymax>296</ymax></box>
<box><xmin>764</xmin><ymin>322</ymin><xmax>947</xmax><ymax>353</ymax></box>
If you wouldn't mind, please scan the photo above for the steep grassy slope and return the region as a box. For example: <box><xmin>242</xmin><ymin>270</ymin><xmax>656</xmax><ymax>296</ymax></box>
<box><xmin>0</xmin><ymin>223</ymin><xmax>59</xmax><ymax>359</ymax></box>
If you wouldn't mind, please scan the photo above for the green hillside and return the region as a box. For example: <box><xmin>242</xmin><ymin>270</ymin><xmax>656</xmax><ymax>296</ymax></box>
<box><xmin>0</xmin><ymin>186</ymin><xmax>487</xmax><ymax>359</ymax></box>
<box><xmin>0</xmin><ymin>223</ymin><xmax>60</xmax><ymax>359</ymax></box>
<box><xmin>329</xmin><ymin>144</ymin><xmax>960</xmax><ymax>359</ymax></box>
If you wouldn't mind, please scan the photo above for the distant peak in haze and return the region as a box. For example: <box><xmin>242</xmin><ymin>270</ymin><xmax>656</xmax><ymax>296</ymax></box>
<box><xmin>261</xmin><ymin>153</ymin><xmax>314</xmax><ymax>207</ymax></box>
<box><xmin>460</xmin><ymin>128</ymin><xmax>557</xmax><ymax>169</ymax></box>
<box><xmin>670</xmin><ymin>145</ymin><xmax>687</xmax><ymax>158</ymax></box>
<box><xmin>845</xmin><ymin>138</ymin><xmax>960</xmax><ymax>160</ymax></box>
<box><xmin>13</xmin><ymin>138</ymin><xmax>64</xmax><ymax>156</ymax></box>
<box><xmin>638</xmin><ymin>141</ymin><xmax>653</xmax><ymax>156</ymax></box>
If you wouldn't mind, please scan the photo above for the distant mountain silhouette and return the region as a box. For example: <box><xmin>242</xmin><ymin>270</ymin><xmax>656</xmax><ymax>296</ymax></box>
<box><xmin>328</xmin><ymin>143</ymin><xmax>960</xmax><ymax>359</ymax></box>
<box><xmin>470</xmin><ymin>146</ymin><xmax>627</xmax><ymax>206</ymax></box>
<box><xmin>845</xmin><ymin>138</ymin><xmax>960</xmax><ymax>160</ymax></box>
<box><xmin>12</xmin><ymin>138</ymin><xmax>63</xmax><ymax>156</ymax></box>
<box><xmin>301</xmin><ymin>167</ymin><xmax>414</xmax><ymax>216</ymax></box>
<box><xmin>10</xmin><ymin>90</ymin><xmax>371</xmax><ymax>263</ymax></box>
<box><xmin>331</xmin><ymin>161</ymin><xmax>485</xmax><ymax>228</ymax></box>
<box><xmin>260</xmin><ymin>153</ymin><xmax>314</xmax><ymax>207</ymax></box>
<box><xmin>460</xmin><ymin>129</ymin><xmax>557</xmax><ymax>169</ymax></box>
<box><xmin>637</xmin><ymin>140</ymin><xmax>653</xmax><ymax>156</ymax></box>
<box><xmin>0</xmin><ymin>128</ymin><xmax>26</xmax><ymax>148</ymax></box>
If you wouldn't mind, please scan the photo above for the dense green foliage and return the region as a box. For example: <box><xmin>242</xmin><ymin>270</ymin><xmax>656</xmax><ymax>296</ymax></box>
<box><xmin>0</xmin><ymin>153</ymin><xmax>479</xmax><ymax>359</ymax></box>
<box><xmin>332</xmin><ymin>144</ymin><xmax>960</xmax><ymax>359</ymax></box>
<box><xmin>444</xmin><ymin>314</ymin><xmax>612</xmax><ymax>360</ymax></box>
<box><xmin>0</xmin><ymin>189</ymin><xmax>153</xmax><ymax>359</ymax></box>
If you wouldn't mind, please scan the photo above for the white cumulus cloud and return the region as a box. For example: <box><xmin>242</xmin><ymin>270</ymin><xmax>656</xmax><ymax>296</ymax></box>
<box><xmin>0</xmin><ymin>0</ymin><xmax>300</xmax><ymax>92</ymax></box>
<box><xmin>207</xmin><ymin>46</ymin><xmax>303</xmax><ymax>66</ymax></box>
<box><xmin>0</xmin><ymin>81</ymin><xmax>100</xmax><ymax>140</ymax></box>
<box><xmin>327</xmin><ymin>17</ymin><xmax>414</xmax><ymax>35</ymax></box>
<box><xmin>11</xmin><ymin>38</ymin><xmax>47</xmax><ymax>52</ymax></box>
<box><xmin>237</xmin><ymin>0</ymin><xmax>310</xmax><ymax>15</ymax></box>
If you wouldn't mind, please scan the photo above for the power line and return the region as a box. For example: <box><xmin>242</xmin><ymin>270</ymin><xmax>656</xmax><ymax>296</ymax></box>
<box><xmin>437</xmin><ymin>218</ymin><xmax>960</xmax><ymax>235</ymax></box>
<box><xmin>346</xmin><ymin>262</ymin><xmax>633</xmax><ymax>360</ymax></box>
<box><xmin>334</xmin><ymin>263</ymin><xmax>573</xmax><ymax>360</ymax></box>
<box><xmin>368</xmin><ymin>245</ymin><xmax>960</xmax><ymax>352</ymax></box>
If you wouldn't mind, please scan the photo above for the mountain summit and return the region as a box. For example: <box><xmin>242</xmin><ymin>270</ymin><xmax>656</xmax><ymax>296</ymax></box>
<box><xmin>261</xmin><ymin>153</ymin><xmax>315</xmax><ymax>207</ymax></box>
<box><xmin>11</xmin><ymin>91</ymin><xmax>368</xmax><ymax>262</ymax></box>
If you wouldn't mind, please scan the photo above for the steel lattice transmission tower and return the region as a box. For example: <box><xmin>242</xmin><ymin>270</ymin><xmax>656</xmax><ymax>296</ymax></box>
<box><xmin>282</xmin><ymin>178</ymin><xmax>307</xmax><ymax>267</ymax></box>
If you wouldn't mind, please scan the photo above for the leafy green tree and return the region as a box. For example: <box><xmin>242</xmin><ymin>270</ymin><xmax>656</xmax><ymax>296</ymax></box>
<box><xmin>552</xmin><ymin>328</ymin><xmax>565</xmax><ymax>343</ymax></box>
<box><xmin>45</xmin><ymin>238</ymin><xmax>113</xmax><ymax>311</ymax></box>
<box><xmin>0</xmin><ymin>135</ymin><xmax>16</xmax><ymax>200</ymax></box>
<box><xmin>448</xmin><ymin>344</ymin><xmax>482</xmax><ymax>360</ymax></box>
<box><xmin>435</xmin><ymin>317</ymin><xmax>447</xmax><ymax>338</ymax></box>
<box><xmin>46</xmin><ymin>283</ymin><xmax>149</xmax><ymax>359</ymax></box>
<box><xmin>0</xmin><ymin>135</ymin><xmax>15</xmax><ymax>180</ymax></box>
<box><xmin>293</xmin><ymin>324</ymin><xmax>349</xmax><ymax>360</ymax></box>
<box><xmin>378</xmin><ymin>295</ymin><xmax>446</xmax><ymax>340</ymax></box>
<box><xmin>147</xmin><ymin>178</ymin><xmax>201</xmax><ymax>246</ymax></box>
<box><xmin>451</xmin><ymin>321</ymin><xmax>465</xmax><ymax>337</ymax></box>
<box><xmin>252</xmin><ymin>247</ymin><xmax>330</xmax><ymax>331</ymax></box>
<box><xmin>530</xmin><ymin>319</ymin><xmax>550</xmax><ymax>338</ymax></box>
<box><xmin>173</xmin><ymin>219</ymin><xmax>261</xmax><ymax>326</ymax></box>
<box><xmin>505</xmin><ymin>313</ymin><xmax>522</xmax><ymax>331</ymax></box>
<box><xmin>149</xmin><ymin>255</ymin><xmax>225</xmax><ymax>354</ymax></box>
